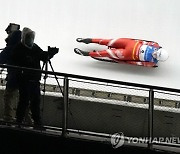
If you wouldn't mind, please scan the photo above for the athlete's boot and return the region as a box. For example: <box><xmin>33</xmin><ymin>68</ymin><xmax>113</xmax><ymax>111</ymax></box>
<box><xmin>74</xmin><ymin>48</ymin><xmax>90</xmax><ymax>56</ymax></box>
<box><xmin>76</xmin><ymin>38</ymin><xmax>92</xmax><ymax>44</ymax></box>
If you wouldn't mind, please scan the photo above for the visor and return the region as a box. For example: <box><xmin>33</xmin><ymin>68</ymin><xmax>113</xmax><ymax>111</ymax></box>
<box><xmin>155</xmin><ymin>50</ymin><xmax>161</xmax><ymax>60</ymax></box>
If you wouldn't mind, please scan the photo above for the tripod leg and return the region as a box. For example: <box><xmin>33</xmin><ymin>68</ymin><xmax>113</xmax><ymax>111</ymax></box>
<box><xmin>42</xmin><ymin>62</ymin><xmax>48</xmax><ymax>92</ymax></box>
<box><xmin>48</xmin><ymin>60</ymin><xmax>64</xmax><ymax>96</ymax></box>
<box><xmin>41</xmin><ymin>62</ymin><xmax>46</xmax><ymax>71</ymax></box>
<box><xmin>41</xmin><ymin>61</ymin><xmax>48</xmax><ymax>124</ymax></box>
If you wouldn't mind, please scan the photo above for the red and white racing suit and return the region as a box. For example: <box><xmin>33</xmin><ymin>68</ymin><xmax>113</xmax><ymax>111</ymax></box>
<box><xmin>88</xmin><ymin>38</ymin><xmax>161</xmax><ymax>67</ymax></box>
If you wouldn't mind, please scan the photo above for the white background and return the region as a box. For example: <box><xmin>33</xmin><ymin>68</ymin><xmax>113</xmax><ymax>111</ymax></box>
<box><xmin>0</xmin><ymin>0</ymin><xmax>180</xmax><ymax>89</ymax></box>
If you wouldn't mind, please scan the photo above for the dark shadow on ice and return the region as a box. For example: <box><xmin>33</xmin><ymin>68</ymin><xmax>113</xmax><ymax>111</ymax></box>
<box><xmin>87</xmin><ymin>60</ymin><xmax>159</xmax><ymax>76</ymax></box>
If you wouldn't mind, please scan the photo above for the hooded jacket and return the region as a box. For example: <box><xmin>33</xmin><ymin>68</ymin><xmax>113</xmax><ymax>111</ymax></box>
<box><xmin>21</xmin><ymin>27</ymin><xmax>35</xmax><ymax>49</ymax></box>
<box><xmin>11</xmin><ymin>27</ymin><xmax>49</xmax><ymax>81</ymax></box>
<box><xmin>0</xmin><ymin>30</ymin><xmax>21</xmax><ymax>64</ymax></box>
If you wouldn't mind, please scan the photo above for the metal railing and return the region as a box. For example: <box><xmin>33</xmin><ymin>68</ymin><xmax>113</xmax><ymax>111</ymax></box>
<box><xmin>0</xmin><ymin>64</ymin><xmax>180</xmax><ymax>152</ymax></box>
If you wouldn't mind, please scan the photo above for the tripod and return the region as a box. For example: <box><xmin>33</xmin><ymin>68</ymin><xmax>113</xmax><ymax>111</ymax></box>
<box><xmin>41</xmin><ymin>57</ymin><xmax>78</xmax><ymax>135</ymax></box>
<box><xmin>41</xmin><ymin>59</ymin><xmax>64</xmax><ymax>96</ymax></box>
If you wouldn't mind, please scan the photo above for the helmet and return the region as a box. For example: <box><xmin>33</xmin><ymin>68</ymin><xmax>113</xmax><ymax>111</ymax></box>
<box><xmin>156</xmin><ymin>48</ymin><xmax>169</xmax><ymax>61</ymax></box>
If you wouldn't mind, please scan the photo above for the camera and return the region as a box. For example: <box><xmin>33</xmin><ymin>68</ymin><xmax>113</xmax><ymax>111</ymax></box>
<box><xmin>47</xmin><ymin>46</ymin><xmax>59</xmax><ymax>58</ymax></box>
<box><xmin>48</xmin><ymin>46</ymin><xmax>59</xmax><ymax>53</ymax></box>
<box><xmin>5</xmin><ymin>23</ymin><xmax>20</xmax><ymax>34</ymax></box>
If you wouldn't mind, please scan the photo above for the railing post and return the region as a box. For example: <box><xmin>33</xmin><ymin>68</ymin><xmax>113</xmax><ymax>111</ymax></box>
<box><xmin>62</xmin><ymin>77</ymin><xmax>69</xmax><ymax>137</ymax></box>
<box><xmin>148</xmin><ymin>88</ymin><xmax>154</xmax><ymax>149</ymax></box>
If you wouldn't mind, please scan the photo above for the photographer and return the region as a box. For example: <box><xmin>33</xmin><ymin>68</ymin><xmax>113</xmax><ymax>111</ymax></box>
<box><xmin>0</xmin><ymin>23</ymin><xmax>21</xmax><ymax>122</ymax></box>
<box><xmin>11</xmin><ymin>27</ymin><xmax>58</xmax><ymax>127</ymax></box>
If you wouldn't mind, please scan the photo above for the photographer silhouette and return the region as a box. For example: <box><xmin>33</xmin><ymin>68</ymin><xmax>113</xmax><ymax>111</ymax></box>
<box><xmin>11</xmin><ymin>27</ymin><xmax>59</xmax><ymax>128</ymax></box>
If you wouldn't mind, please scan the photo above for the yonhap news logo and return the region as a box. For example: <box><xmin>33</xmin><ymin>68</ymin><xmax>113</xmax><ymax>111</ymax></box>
<box><xmin>110</xmin><ymin>132</ymin><xmax>125</xmax><ymax>148</ymax></box>
<box><xmin>111</xmin><ymin>132</ymin><xmax>180</xmax><ymax>149</ymax></box>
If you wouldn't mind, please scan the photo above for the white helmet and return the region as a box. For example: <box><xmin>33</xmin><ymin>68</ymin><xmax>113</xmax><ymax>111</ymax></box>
<box><xmin>156</xmin><ymin>48</ymin><xmax>169</xmax><ymax>61</ymax></box>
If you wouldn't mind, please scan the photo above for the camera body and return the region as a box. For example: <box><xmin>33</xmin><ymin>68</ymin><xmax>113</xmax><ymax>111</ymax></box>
<box><xmin>5</xmin><ymin>23</ymin><xmax>20</xmax><ymax>34</ymax></box>
<box><xmin>48</xmin><ymin>46</ymin><xmax>59</xmax><ymax>53</ymax></box>
<box><xmin>47</xmin><ymin>46</ymin><xmax>59</xmax><ymax>58</ymax></box>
